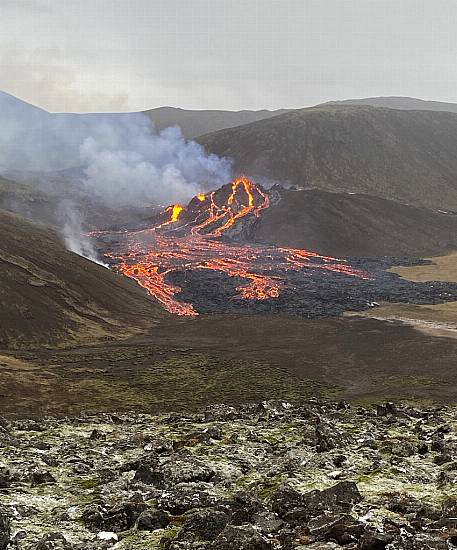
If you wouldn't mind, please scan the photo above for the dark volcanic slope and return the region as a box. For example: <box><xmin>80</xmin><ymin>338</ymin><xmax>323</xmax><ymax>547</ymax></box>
<box><xmin>143</xmin><ymin>106</ymin><xmax>290</xmax><ymax>139</ymax></box>
<box><xmin>0</xmin><ymin>210</ymin><xmax>166</xmax><ymax>349</ymax></box>
<box><xmin>252</xmin><ymin>188</ymin><xmax>457</xmax><ymax>257</ymax></box>
<box><xmin>198</xmin><ymin>105</ymin><xmax>457</xmax><ymax>210</ymax></box>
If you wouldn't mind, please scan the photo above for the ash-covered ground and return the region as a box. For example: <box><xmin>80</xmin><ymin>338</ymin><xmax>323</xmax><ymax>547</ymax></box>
<box><xmin>166</xmin><ymin>257</ymin><xmax>457</xmax><ymax>317</ymax></box>
<box><xmin>1</xmin><ymin>400</ymin><xmax>457</xmax><ymax>549</ymax></box>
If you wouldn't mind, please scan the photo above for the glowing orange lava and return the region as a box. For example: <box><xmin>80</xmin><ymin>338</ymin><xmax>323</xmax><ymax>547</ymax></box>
<box><xmin>170</xmin><ymin>204</ymin><xmax>183</xmax><ymax>222</ymax></box>
<box><xmin>93</xmin><ymin>177</ymin><xmax>369</xmax><ymax>316</ymax></box>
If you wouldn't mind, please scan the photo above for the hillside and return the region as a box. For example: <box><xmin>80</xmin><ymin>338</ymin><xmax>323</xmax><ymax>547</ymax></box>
<box><xmin>143</xmin><ymin>106</ymin><xmax>290</xmax><ymax>139</ymax></box>
<box><xmin>198</xmin><ymin>105</ymin><xmax>457</xmax><ymax>210</ymax></box>
<box><xmin>0</xmin><ymin>210</ymin><xmax>166</xmax><ymax>349</ymax></box>
<box><xmin>252</xmin><ymin>188</ymin><xmax>457</xmax><ymax>257</ymax></box>
<box><xmin>324</xmin><ymin>95</ymin><xmax>457</xmax><ymax>113</ymax></box>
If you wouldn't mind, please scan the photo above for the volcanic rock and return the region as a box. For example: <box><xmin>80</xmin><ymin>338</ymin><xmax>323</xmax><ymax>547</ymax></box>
<box><xmin>34</xmin><ymin>533</ymin><xmax>73</xmax><ymax>550</ymax></box>
<box><xmin>136</xmin><ymin>509</ymin><xmax>170</xmax><ymax>531</ymax></box>
<box><xmin>2</xmin><ymin>400</ymin><xmax>457</xmax><ymax>548</ymax></box>
<box><xmin>0</xmin><ymin>513</ymin><xmax>10</xmax><ymax>550</ymax></box>
<box><xmin>82</xmin><ymin>501</ymin><xmax>147</xmax><ymax>532</ymax></box>
<box><xmin>209</xmin><ymin>524</ymin><xmax>271</xmax><ymax>550</ymax></box>
<box><xmin>132</xmin><ymin>463</ymin><xmax>165</xmax><ymax>487</ymax></box>
<box><xmin>176</xmin><ymin>509</ymin><xmax>230</xmax><ymax>542</ymax></box>
<box><xmin>30</xmin><ymin>471</ymin><xmax>56</xmax><ymax>487</ymax></box>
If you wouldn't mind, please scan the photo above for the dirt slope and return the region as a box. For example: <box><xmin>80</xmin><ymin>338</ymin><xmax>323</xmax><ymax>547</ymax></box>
<box><xmin>0</xmin><ymin>210</ymin><xmax>167</xmax><ymax>349</ymax></box>
<box><xmin>251</xmin><ymin>188</ymin><xmax>457</xmax><ymax>257</ymax></box>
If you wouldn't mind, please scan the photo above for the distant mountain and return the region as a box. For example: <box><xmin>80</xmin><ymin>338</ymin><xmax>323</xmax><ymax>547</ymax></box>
<box><xmin>252</xmin><ymin>187</ymin><xmax>457</xmax><ymax>257</ymax></box>
<box><xmin>0</xmin><ymin>209</ymin><xmax>167</xmax><ymax>349</ymax></box>
<box><xmin>198</xmin><ymin>105</ymin><xmax>457</xmax><ymax>210</ymax></box>
<box><xmin>142</xmin><ymin>106</ymin><xmax>291</xmax><ymax>139</ymax></box>
<box><xmin>323</xmin><ymin>96</ymin><xmax>457</xmax><ymax>113</ymax></box>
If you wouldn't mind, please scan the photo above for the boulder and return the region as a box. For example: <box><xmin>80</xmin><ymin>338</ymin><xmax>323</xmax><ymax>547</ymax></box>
<box><xmin>133</xmin><ymin>464</ymin><xmax>165</xmax><ymax>488</ymax></box>
<box><xmin>177</xmin><ymin>509</ymin><xmax>229</xmax><ymax>541</ymax></box>
<box><xmin>136</xmin><ymin>509</ymin><xmax>169</xmax><ymax>531</ymax></box>
<box><xmin>30</xmin><ymin>471</ymin><xmax>56</xmax><ymax>487</ymax></box>
<box><xmin>82</xmin><ymin>500</ymin><xmax>147</xmax><ymax>532</ymax></box>
<box><xmin>303</xmin><ymin>481</ymin><xmax>363</xmax><ymax>516</ymax></box>
<box><xmin>210</xmin><ymin>524</ymin><xmax>271</xmax><ymax>549</ymax></box>
<box><xmin>161</xmin><ymin>455</ymin><xmax>215</xmax><ymax>484</ymax></box>
<box><xmin>34</xmin><ymin>533</ymin><xmax>73</xmax><ymax>550</ymax></box>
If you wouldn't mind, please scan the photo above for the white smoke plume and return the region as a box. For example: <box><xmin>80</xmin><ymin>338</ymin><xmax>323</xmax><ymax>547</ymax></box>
<box><xmin>57</xmin><ymin>202</ymin><xmax>106</xmax><ymax>266</ymax></box>
<box><xmin>0</xmin><ymin>91</ymin><xmax>232</xmax><ymax>262</ymax></box>
<box><xmin>79</xmin><ymin>121</ymin><xmax>231</xmax><ymax>206</ymax></box>
<box><xmin>0</xmin><ymin>91</ymin><xmax>232</xmax><ymax>207</ymax></box>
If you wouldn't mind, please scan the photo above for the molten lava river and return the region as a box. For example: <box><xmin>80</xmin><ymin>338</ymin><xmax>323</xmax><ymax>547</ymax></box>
<box><xmin>91</xmin><ymin>177</ymin><xmax>381</xmax><ymax>317</ymax></box>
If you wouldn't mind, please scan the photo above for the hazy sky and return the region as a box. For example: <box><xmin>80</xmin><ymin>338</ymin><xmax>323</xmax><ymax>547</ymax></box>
<box><xmin>2</xmin><ymin>0</ymin><xmax>457</xmax><ymax>112</ymax></box>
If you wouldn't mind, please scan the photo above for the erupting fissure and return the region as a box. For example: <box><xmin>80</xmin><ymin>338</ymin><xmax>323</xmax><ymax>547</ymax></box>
<box><xmin>93</xmin><ymin>177</ymin><xmax>368</xmax><ymax>316</ymax></box>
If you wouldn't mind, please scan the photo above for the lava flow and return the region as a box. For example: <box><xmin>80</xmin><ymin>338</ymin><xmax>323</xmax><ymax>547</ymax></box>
<box><xmin>93</xmin><ymin>177</ymin><xmax>369</xmax><ymax>316</ymax></box>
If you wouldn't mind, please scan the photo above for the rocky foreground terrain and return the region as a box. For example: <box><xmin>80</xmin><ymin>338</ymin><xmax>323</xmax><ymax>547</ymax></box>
<box><xmin>1</xmin><ymin>400</ymin><xmax>457</xmax><ymax>549</ymax></box>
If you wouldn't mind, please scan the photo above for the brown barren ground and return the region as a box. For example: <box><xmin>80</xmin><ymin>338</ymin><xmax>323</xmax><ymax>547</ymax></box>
<box><xmin>2</xmin><ymin>313</ymin><xmax>457</xmax><ymax>417</ymax></box>
<box><xmin>347</xmin><ymin>252</ymin><xmax>457</xmax><ymax>337</ymax></box>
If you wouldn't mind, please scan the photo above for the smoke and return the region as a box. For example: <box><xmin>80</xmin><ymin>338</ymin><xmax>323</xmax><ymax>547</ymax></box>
<box><xmin>0</xmin><ymin>91</ymin><xmax>232</xmax><ymax>207</ymax></box>
<box><xmin>57</xmin><ymin>202</ymin><xmax>106</xmax><ymax>266</ymax></box>
<box><xmin>0</xmin><ymin>90</ymin><xmax>232</xmax><ymax>262</ymax></box>
<box><xmin>79</xmin><ymin>120</ymin><xmax>231</xmax><ymax>206</ymax></box>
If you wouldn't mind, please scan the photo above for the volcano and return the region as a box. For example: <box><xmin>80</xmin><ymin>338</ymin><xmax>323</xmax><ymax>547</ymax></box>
<box><xmin>91</xmin><ymin>177</ymin><xmax>457</xmax><ymax>318</ymax></box>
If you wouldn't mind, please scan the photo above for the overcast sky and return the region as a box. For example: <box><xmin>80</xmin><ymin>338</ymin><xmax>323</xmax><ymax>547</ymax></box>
<box><xmin>1</xmin><ymin>0</ymin><xmax>457</xmax><ymax>112</ymax></box>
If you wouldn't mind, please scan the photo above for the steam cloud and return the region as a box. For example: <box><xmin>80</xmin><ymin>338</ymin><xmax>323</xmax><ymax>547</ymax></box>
<box><xmin>0</xmin><ymin>91</ymin><xmax>232</xmax><ymax>207</ymax></box>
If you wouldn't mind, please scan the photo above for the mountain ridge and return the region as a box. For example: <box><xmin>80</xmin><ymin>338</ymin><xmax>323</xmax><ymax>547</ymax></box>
<box><xmin>197</xmin><ymin>104</ymin><xmax>457</xmax><ymax>210</ymax></box>
<box><xmin>322</xmin><ymin>95</ymin><xmax>457</xmax><ymax>113</ymax></box>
